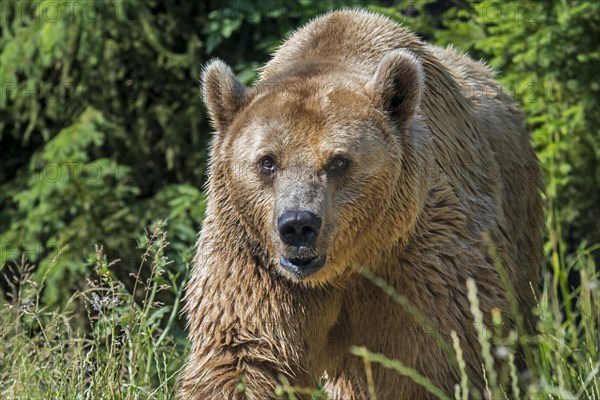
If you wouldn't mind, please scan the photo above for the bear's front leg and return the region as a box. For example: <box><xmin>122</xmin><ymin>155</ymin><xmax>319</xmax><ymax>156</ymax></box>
<box><xmin>180</xmin><ymin>243</ymin><xmax>316</xmax><ymax>399</ymax></box>
<box><xmin>181</xmin><ymin>333</ymin><xmax>308</xmax><ymax>399</ymax></box>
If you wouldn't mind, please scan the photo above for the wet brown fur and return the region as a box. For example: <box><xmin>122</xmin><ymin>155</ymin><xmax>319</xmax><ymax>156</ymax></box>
<box><xmin>181</xmin><ymin>10</ymin><xmax>543</xmax><ymax>399</ymax></box>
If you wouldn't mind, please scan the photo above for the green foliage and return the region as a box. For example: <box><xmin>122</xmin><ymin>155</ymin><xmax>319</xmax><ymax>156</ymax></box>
<box><xmin>0</xmin><ymin>0</ymin><xmax>210</xmax><ymax>311</ymax></box>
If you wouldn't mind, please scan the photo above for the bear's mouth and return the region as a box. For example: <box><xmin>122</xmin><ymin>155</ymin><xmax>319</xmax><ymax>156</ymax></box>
<box><xmin>279</xmin><ymin>255</ymin><xmax>326</xmax><ymax>279</ymax></box>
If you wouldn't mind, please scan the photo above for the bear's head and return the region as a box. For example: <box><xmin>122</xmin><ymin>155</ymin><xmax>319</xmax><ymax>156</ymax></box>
<box><xmin>201</xmin><ymin>50</ymin><xmax>430</xmax><ymax>286</ymax></box>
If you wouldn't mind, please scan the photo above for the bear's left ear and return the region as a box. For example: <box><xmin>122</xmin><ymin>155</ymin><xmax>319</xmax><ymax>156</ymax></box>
<box><xmin>366</xmin><ymin>49</ymin><xmax>424</xmax><ymax>129</ymax></box>
<box><xmin>201</xmin><ymin>59</ymin><xmax>250</xmax><ymax>133</ymax></box>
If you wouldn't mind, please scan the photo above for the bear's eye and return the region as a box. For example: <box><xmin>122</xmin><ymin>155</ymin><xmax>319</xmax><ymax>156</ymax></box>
<box><xmin>326</xmin><ymin>156</ymin><xmax>350</xmax><ymax>175</ymax></box>
<box><xmin>259</xmin><ymin>156</ymin><xmax>277</xmax><ymax>173</ymax></box>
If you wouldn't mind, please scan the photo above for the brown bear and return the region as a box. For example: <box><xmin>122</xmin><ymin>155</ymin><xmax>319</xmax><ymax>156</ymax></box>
<box><xmin>181</xmin><ymin>9</ymin><xmax>543</xmax><ymax>400</ymax></box>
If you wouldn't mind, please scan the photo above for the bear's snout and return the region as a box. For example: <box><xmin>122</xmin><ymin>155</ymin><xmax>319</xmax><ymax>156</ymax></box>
<box><xmin>277</xmin><ymin>210</ymin><xmax>322</xmax><ymax>247</ymax></box>
<box><xmin>276</xmin><ymin>210</ymin><xmax>326</xmax><ymax>278</ymax></box>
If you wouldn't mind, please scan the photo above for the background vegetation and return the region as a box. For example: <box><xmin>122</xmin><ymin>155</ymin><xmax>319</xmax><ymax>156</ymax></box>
<box><xmin>1</xmin><ymin>0</ymin><xmax>598</xmax><ymax>398</ymax></box>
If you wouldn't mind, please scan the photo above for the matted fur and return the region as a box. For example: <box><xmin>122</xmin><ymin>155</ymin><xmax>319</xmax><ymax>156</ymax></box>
<box><xmin>181</xmin><ymin>9</ymin><xmax>543</xmax><ymax>400</ymax></box>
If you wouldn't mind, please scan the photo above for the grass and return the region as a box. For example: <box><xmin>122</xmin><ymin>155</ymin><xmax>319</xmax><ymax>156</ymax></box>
<box><xmin>1</xmin><ymin>220</ymin><xmax>598</xmax><ymax>399</ymax></box>
<box><xmin>0</xmin><ymin>222</ymin><xmax>188</xmax><ymax>399</ymax></box>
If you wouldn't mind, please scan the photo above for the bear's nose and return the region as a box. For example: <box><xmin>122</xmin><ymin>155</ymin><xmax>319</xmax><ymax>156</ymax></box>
<box><xmin>278</xmin><ymin>210</ymin><xmax>321</xmax><ymax>247</ymax></box>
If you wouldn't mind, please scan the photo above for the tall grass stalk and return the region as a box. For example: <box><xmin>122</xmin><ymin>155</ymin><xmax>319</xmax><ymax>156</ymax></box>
<box><xmin>351</xmin><ymin>346</ymin><xmax>451</xmax><ymax>400</ymax></box>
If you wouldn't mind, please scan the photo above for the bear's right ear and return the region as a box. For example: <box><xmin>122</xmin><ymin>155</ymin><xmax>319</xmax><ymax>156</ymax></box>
<box><xmin>366</xmin><ymin>49</ymin><xmax>424</xmax><ymax>129</ymax></box>
<box><xmin>201</xmin><ymin>59</ymin><xmax>250</xmax><ymax>133</ymax></box>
